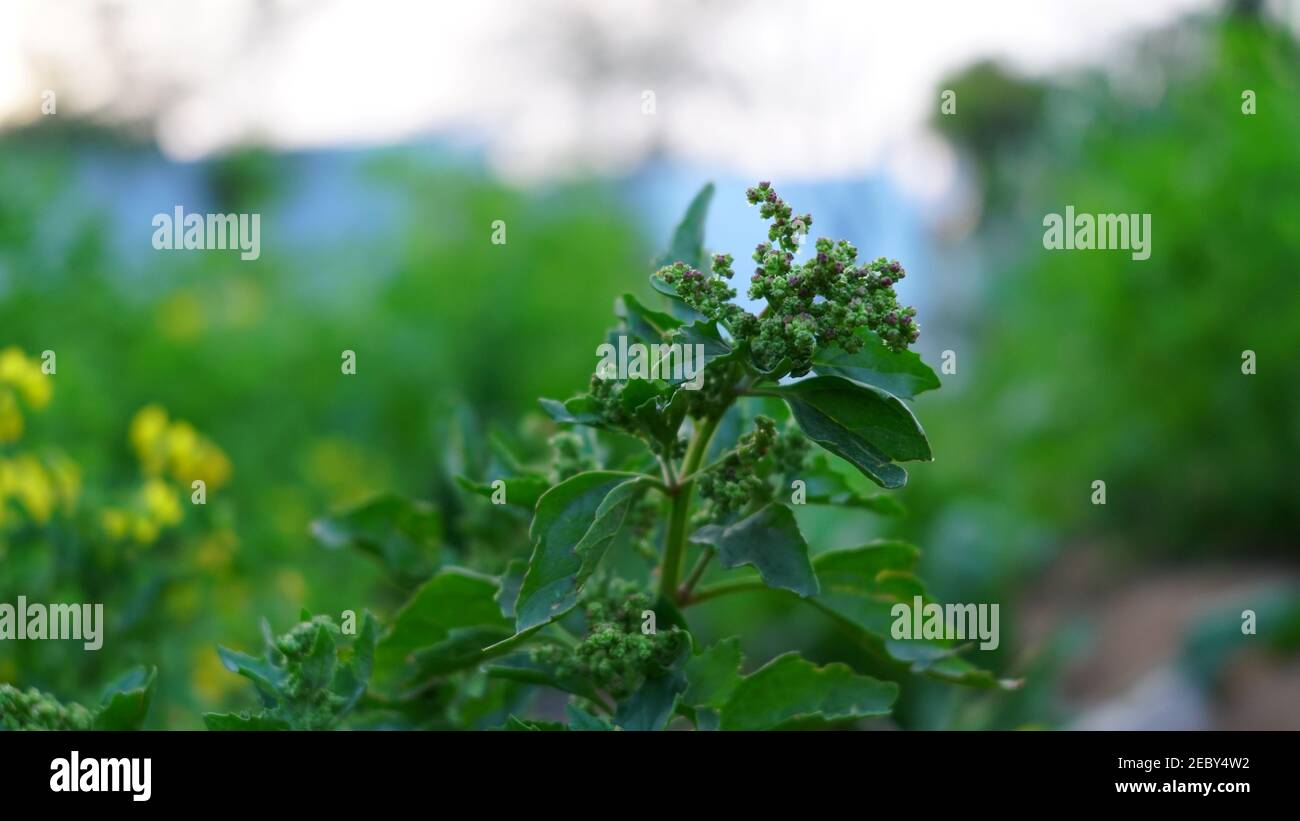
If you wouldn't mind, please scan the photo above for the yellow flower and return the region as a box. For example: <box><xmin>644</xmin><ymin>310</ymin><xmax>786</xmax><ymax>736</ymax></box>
<box><xmin>130</xmin><ymin>514</ymin><xmax>159</xmax><ymax>545</ymax></box>
<box><xmin>141</xmin><ymin>478</ymin><xmax>183</xmax><ymax>527</ymax></box>
<box><xmin>165</xmin><ymin>421</ymin><xmax>199</xmax><ymax>475</ymax></box>
<box><xmin>129</xmin><ymin>405</ymin><xmax>169</xmax><ymax>474</ymax></box>
<box><xmin>0</xmin><ymin>390</ymin><xmax>23</xmax><ymax>443</ymax></box>
<box><xmin>127</xmin><ymin>404</ymin><xmax>231</xmax><ymax>491</ymax></box>
<box><xmin>45</xmin><ymin>453</ymin><xmax>81</xmax><ymax>509</ymax></box>
<box><xmin>195</xmin><ymin>529</ymin><xmax>238</xmax><ymax>572</ymax></box>
<box><xmin>0</xmin><ymin>348</ymin><xmax>51</xmax><ymax>409</ymax></box>
<box><xmin>9</xmin><ymin>454</ymin><xmax>55</xmax><ymax>524</ymax></box>
<box><xmin>0</xmin><ymin>348</ymin><xmax>27</xmax><ymax>383</ymax></box>
<box><xmin>191</xmin><ymin>647</ymin><xmax>241</xmax><ymax>704</ymax></box>
<box><xmin>101</xmin><ymin>507</ymin><xmax>129</xmax><ymax>541</ymax></box>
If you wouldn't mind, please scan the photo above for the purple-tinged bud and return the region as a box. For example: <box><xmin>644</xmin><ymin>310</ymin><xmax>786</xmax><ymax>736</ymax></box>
<box><xmin>899</xmin><ymin>315</ymin><xmax>911</xmax><ymax>326</ymax></box>
<box><xmin>886</xmin><ymin>312</ymin><xmax>898</xmax><ymax>325</ymax></box>
<box><xmin>834</xmin><ymin>262</ymin><xmax>843</xmax><ymax>273</ymax></box>
<box><xmin>817</xmin><ymin>252</ymin><xmax>828</xmax><ymax>264</ymax></box>
<box><xmin>758</xmin><ymin>180</ymin><xmax>771</xmax><ymax>188</ymax></box>
<box><xmin>787</xmin><ymin>276</ymin><xmax>799</xmax><ymax>287</ymax></box>
<box><xmin>766</xmin><ymin>190</ymin><xmax>777</xmax><ymax>203</ymax></box>
<box><xmin>881</xmin><ymin>277</ymin><xmax>893</xmax><ymax>287</ymax></box>
<box><xmin>889</xmin><ymin>261</ymin><xmax>901</xmax><ymax>273</ymax></box>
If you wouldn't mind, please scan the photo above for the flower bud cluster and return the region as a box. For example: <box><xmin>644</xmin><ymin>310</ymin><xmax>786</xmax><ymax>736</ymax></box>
<box><xmin>532</xmin><ymin>581</ymin><xmax>687</xmax><ymax>700</ymax></box>
<box><xmin>656</xmin><ymin>182</ymin><xmax>920</xmax><ymax>376</ymax></box>
<box><xmin>0</xmin><ymin>683</ymin><xmax>94</xmax><ymax>730</ymax></box>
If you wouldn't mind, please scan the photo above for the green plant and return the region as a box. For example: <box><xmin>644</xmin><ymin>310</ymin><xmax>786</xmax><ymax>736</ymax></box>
<box><xmin>203</xmin><ymin>610</ymin><xmax>377</xmax><ymax>729</ymax></box>
<box><xmin>246</xmin><ymin>182</ymin><xmax>1014</xmax><ymax>731</ymax></box>
<box><xmin>0</xmin><ymin>666</ymin><xmax>156</xmax><ymax>730</ymax></box>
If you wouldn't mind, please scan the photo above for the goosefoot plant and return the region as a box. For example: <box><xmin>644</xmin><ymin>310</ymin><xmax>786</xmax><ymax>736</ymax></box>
<box><xmin>226</xmin><ymin>183</ymin><xmax>1013</xmax><ymax>730</ymax></box>
<box><xmin>0</xmin><ymin>667</ymin><xmax>156</xmax><ymax>731</ymax></box>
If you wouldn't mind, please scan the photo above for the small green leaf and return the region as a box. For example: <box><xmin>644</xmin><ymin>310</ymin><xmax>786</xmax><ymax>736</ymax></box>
<box><xmin>655</xmin><ymin>182</ymin><xmax>715</xmax><ymax>271</ymax></box>
<box><xmin>617</xmin><ymin>293</ymin><xmax>683</xmax><ymax>344</ymax></box>
<box><xmin>216</xmin><ymin>645</ymin><xmax>285</xmax><ymax>707</ymax></box>
<box><xmin>496</xmin><ymin>558</ymin><xmax>528</xmax><ymax>619</ymax></box>
<box><xmin>566</xmin><ymin>704</ymin><xmax>614</xmax><ymax>731</ymax></box>
<box><xmin>202</xmin><ymin>712</ymin><xmax>292</xmax><ymax>731</ymax></box>
<box><xmin>774</xmin><ymin>375</ymin><xmax>931</xmax><ymax>489</ymax></box>
<box><xmin>299</xmin><ymin>625</ymin><xmax>337</xmax><ymax>693</ymax></box>
<box><xmin>311</xmin><ymin>494</ymin><xmax>441</xmax><ymax>586</ymax></box>
<box><xmin>456</xmin><ymin>474</ymin><xmax>550</xmax><ymax>512</ymax></box>
<box><xmin>539</xmin><ymin>395</ymin><xmax>607</xmax><ymax>428</ymax></box>
<box><xmin>613</xmin><ymin>640</ymin><xmax>690</xmax><ymax>731</ymax></box>
<box><xmin>93</xmin><ymin>666</ymin><xmax>157</xmax><ymax>730</ymax></box>
<box><xmin>690</xmin><ymin>503</ymin><xmax>819</xmax><ymax>598</ymax></box>
<box><xmin>514</xmin><ymin>472</ymin><xmax>649</xmax><ymax>632</ymax></box>
<box><xmin>502</xmin><ymin>715</ymin><xmax>566</xmax><ymax>731</ymax></box>
<box><xmin>651</xmin><ymin>184</ymin><xmax>714</xmax><ymax>322</ymax></box>
<box><xmin>719</xmin><ymin>652</ymin><xmax>898</xmax><ymax>730</ymax></box>
<box><xmin>487</xmin><ymin>650</ymin><xmax>606</xmax><ymax>705</ymax></box>
<box><xmin>796</xmin><ymin>453</ymin><xmax>905</xmax><ymax>515</ymax></box>
<box><xmin>682</xmin><ymin>637</ymin><xmax>743</xmax><ymax>711</ymax></box>
<box><xmin>812</xmin><ymin>329</ymin><xmax>940</xmax><ymax>400</ymax></box>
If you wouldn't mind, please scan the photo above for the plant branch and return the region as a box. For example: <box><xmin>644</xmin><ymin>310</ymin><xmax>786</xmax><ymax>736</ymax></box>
<box><xmin>658</xmin><ymin>414</ymin><xmax>721</xmax><ymax>600</ymax></box>
<box><xmin>681</xmin><ymin>578</ymin><xmax>768</xmax><ymax>607</ymax></box>
<box><xmin>676</xmin><ymin>546</ymin><xmax>714</xmax><ymax>604</ymax></box>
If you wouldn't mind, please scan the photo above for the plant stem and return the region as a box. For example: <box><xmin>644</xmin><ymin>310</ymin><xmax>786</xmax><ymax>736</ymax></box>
<box><xmin>658</xmin><ymin>414</ymin><xmax>721</xmax><ymax>600</ymax></box>
<box><xmin>677</xmin><ymin>546</ymin><xmax>714</xmax><ymax>603</ymax></box>
<box><xmin>682</xmin><ymin>578</ymin><xmax>768</xmax><ymax>607</ymax></box>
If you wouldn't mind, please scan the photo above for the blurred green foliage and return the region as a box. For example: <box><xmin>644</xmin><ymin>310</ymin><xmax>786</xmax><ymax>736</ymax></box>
<box><xmin>0</xmin><ymin>126</ymin><xmax>647</xmax><ymax>726</ymax></box>
<box><xmin>919</xmin><ymin>14</ymin><xmax>1300</xmax><ymax>583</ymax></box>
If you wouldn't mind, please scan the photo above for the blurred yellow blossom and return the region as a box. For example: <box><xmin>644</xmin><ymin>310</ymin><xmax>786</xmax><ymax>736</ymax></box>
<box><xmin>141</xmin><ymin>478</ymin><xmax>183</xmax><ymax>527</ymax></box>
<box><xmin>128</xmin><ymin>405</ymin><xmax>231</xmax><ymax>490</ymax></box>
<box><xmin>2</xmin><ymin>455</ymin><xmax>56</xmax><ymax>524</ymax></box>
<box><xmin>275</xmin><ymin>568</ymin><xmax>307</xmax><ymax>604</ymax></box>
<box><xmin>195</xmin><ymin>529</ymin><xmax>239</xmax><ymax>572</ymax></box>
<box><xmin>100</xmin><ymin>508</ymin><xmax>129</xmax><ymax>541</ymax></box>
<box><xmin>0</xmin><ymin>390</ymin><xmax>23</xmax><ymax>443</ymax></box>
<box><xmin>0</xmin><ymin>347</ymin><xmax>50</xmax><ymax>410</ymax></box>
<box><xmin>191</xmin><ymin>647</ymin><xmax>242</xmax><ymax>704</ymax></box>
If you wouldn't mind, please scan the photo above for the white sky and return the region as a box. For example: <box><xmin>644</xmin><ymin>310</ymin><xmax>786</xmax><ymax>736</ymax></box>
<box><xmin>0</xmin><ymin>0</ymin><xmax>1236</xmax><ymax>189</ymax></box>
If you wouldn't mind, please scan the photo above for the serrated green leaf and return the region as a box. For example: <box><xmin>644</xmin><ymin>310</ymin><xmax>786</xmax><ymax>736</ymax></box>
<box><xmin>514</xmin><ymin>472</ymin><xmax>649</xmax><ymax>632</ymax></box>
<box><xmin>774</xmin><ymin>375</ymin><xmax>931</xmax><ymax>489</ymax></box>
<box><xmin>808</xmin><ymin>545</ymin><xmax>1016</xmax><ymax>689</ymax></box>
<box><xmin>719</xmin><ymin>652</ymin><xmax>897</xmax><ymax>730</ymax></box>
<box><xmin>502</xmin><ymin>715</ymin><xmax>566</xmax><ymax>731</ymax></box>
<box><xmin>811</xmin><ymin>329</ymin><xmax>941</xmax><ymax>400</ymax></box>
<box><xmin>202</xmin><ymin>712</ymin><xmax>292</xmax><ymax>731</ymax></box>
<box><xmin>690</xmin><ymin>503</ymin><xmax>819</xmax><ymax>598</ymax></box>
